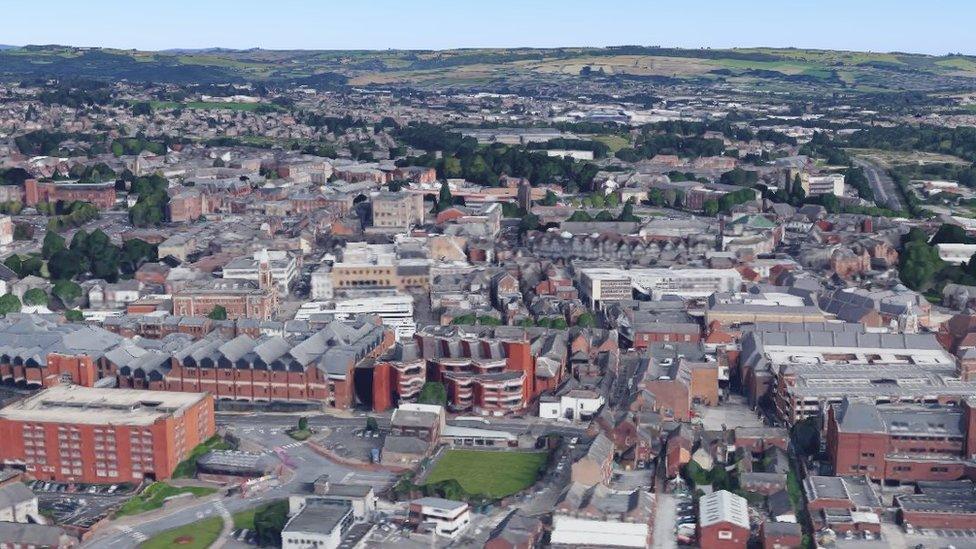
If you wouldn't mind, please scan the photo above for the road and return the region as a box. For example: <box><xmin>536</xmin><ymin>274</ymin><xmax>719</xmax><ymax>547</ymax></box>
<box><xmin>652</xmin><ymin>493</ymin><xmax>677</xmax><ymax>549</ymax></box>
<box><xmin>853</xmin><ymin>157</ymin><xmax>905</xmax><ymax>212</ymax></box>
<box><xmin>82</xmin><ymin>419</ymin><xmax>386</xmax><ymax>548</ymax></box>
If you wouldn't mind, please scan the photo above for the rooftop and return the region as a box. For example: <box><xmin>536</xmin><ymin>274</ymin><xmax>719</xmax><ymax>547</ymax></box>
<box><xmin>0</xmin><ymin>385</ymin><xmax>209</xmax><ymax>426</ymax></box>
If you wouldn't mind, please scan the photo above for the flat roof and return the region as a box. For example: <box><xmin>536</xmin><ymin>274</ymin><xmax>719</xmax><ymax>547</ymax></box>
<box><xmin>0</xmin><ymin>385</ymin><xmax>208</xmax><ymax>426</ymax></box>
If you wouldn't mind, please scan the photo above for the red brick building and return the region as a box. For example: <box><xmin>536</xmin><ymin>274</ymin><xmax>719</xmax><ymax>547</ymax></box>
<box><xmin>0</xmin><ymin>385</ymin><xmax>214</xmax><ymax>484</ymax></box>
<box><xmin>896</xmin><ymin>481</ymin><xmax>976</xmax><ymax>530</ymax></box>
<box><xmin>24</xmin><ymin>179</ymin><xmax>116</xmax><ymax>210</ymax></box>
<box><xmin>826</xmin><ymin>398</ymin><xmax>976</xmax><ymax>483</ymax></box>
<box><xmin>698</xmin><ymin>490</ymin><xmax>750</xmax><ymax>549</ymax></box>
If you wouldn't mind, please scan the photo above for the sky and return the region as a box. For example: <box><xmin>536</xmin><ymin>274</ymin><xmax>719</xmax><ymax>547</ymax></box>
<box><xmin>3</xmin><ymin>0</ymin><xmax>976</xmax><ymax>56</ymax></box>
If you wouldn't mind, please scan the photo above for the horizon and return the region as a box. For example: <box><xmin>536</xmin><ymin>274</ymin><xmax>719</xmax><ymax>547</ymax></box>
<box><xmin>4</xmin><ymin>43</ymin><xmax>975</xmax><ymax>58</ymax></box>
<box><xmin>3</xmin><ymin>0</ymin><xmax>976</xmax><ymax>56</ymax></box>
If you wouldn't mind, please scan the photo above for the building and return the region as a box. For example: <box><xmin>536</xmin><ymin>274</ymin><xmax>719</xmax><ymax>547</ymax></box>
<box><xmin>539</xmin><ymin>389</ymin><xmax>605</xmax><ymax>422</ymax></box>
<box><xmin>221</xmin><ymin>250</ymin><xmax>298</xmax><ymax>296</ymax></box>
<box><xmin>484</xmin><ymin>510</ymin><xmax>544</xmax><ymax>549</ymax></box>
<box><xmin>370</xmin><ymin>191</ymin><xmax>424</xmax><ymax>230</ymax></box>
<box><xmin>0</xmin><ymin>215</ymin><xmax>12</xmax><ymax>247</ymax></box>
<box><xmin>110</xmin><ymin>318</ymin><xmax>394</xmax><ymax>410</ymax></box>
<box><xmin>281</xmin><ymin>499</ymin><xmax>355</xmax><ymax>549</ymax></box>
<box><xmin>0</xmin><ymin>481</ymin><xmax>38</xmax><ymax>523</ymax></box>
<box><xmin>803</xmin><ymin>174</ymin><xmax>845</xmax><ymax>197</ymax></box>
<box><xmin>172</xmin><ymin>278</ymin><xmax>278</xmax><ymax>321</ymax></box>
<box><xmin>895</xmin><ymin>480</ymin><xmax>976</xmax><ymax>530</ymax></box>
<box><xmin>0</xmin><ymin>522</ymin><xmax>76</xmax><ymax>548</ymax></box>
<box><xmin>803</xmin><ymin>475</ymin><xmax>882</xmax><ymax>535</ymax></box>
<box><xmin>826</xmin><ymin>398</ymin><xmax>976</xmax><ymax>483</ymax></box>
<box><xmin>570</xmin><ymin>433</ymin><xmax>614</xmax><ymax>487</ymax></box>
<box><xmin>580</xmin><ymin>267</ymin><xmax>742</xmax><ymax>305</ymax></box>
<box><xmin>295</xmin><ymin>293</ymin><xmax>417</xmax><ymax>340</ymax></box>
<box><xmin>24</xmin><ymin>179</ymin><xmax>116</xmax><ymax>210</ymax></box>
<box><xmin>698</xmin><ymin>490</ymin><xmax>750</xmax><ymax>549</ymax></box>
<box><xmin>328</xmin><ymin>242</ymin><xmax>430</xmax><ymax>293</ymax></box>
<box><xmin>551</xmin><ymin>483</ymin><xmax>654</xmax><ymax>548</ymax></box>
<box><xmin>0</xmin><ymin>385</ymin><xmax>215</xmax><ymax>483</ymax></box>
<box><xmin>407</xmin><ymin>497</ymin><xmax>471</xmax><ymax>539</ymax></box>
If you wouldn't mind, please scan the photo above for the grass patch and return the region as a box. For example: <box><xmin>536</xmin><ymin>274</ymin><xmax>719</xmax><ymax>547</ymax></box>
<box><xmin>172</xmin><ymin>435</ymin><xmax>232</xmax><ymax>479</ymax></box>
<box><xmin>116</xmin><ymin>482</ymin><xmax>217</xmax><ymax>517</ymax></box>
<box><xmin>285</xmin><ymin>428</ymin><xmax>313</xmax><ymax>441</ymax></box>
<box><xmin>591</xmin><ymin>134</ymin><xmax>630</xmax><ymax>153</ymax></box>
<box><xmin>139</xmin><ymin>516</ymin><xmax>223</xmax><ymax>549</ymax></box>
<box><xmin>423</xmin><ymin>450</ymin><xmax>547</xmax><ymax>499</ymax></box>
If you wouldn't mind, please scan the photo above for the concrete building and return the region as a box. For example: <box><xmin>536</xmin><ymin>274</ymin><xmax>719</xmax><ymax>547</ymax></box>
<box><xmin>580</xmin><ymin>267</ymin><xmax>742</xmax><ymax>304</ymax></box>
<box><xmin>539</xmin><ymin>389</ymin><xmax>605</xmax><ymax>422</ymax></box>
<box><xmin>281</xmin><ymin>499</ymin><xmax>355</xmax><ymax>549</ymax></box>
<box><xmin>295</xmin><ymin>293</ymin><xmax>417</xmax><ymax>339</ymax></box>
<box><xmin>407</xmin><ymin>497</ymin><xmax>471</xmax><ymax>539</ymax></box>
<box><xmin>803</xmin><ymin>173</ymin><xmax>845</xmax><ymax>197</ymax></box>
<box><xmin>0</xmin><ymin>482</ymin><xmax>39</xmax><ymax>523</ymax></box>
<box><xmin>0</xmin><ymin>385</ymin><xmax>215</xmax><ymax>483</ymax></box>
<box><xmin>221</xmin><ymin>250</ymin><xmax>298</xmax><ymax>295</ymax></box>
<box><xmin>370</xmin><ymin>191</ymin><xmax>424</xmax><ymax>230</ymax></box>
<box><xmin>551</xmin><ymin>483</ymin><xmax>654</xmax><ymax>548</ymax></box>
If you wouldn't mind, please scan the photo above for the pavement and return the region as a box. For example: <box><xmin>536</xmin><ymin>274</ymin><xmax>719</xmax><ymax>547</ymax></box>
<box><xmin>700</xmin><ymin>394</ymin><xmax>765</xmax><ymax>431</ymax></box>
<box><xmin>652</xmin><ymin>493</ymin><xmax>677</xmax><ymax>549</ymax></box>
<box><xmin>853</xmin><ymin>157</ymin><xmax>906</xmax><ymax>211</ymax></box>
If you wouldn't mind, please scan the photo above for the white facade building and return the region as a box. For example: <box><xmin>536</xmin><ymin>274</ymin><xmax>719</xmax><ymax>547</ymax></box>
<box><xmin>551</xmin><ymin>515</ymin><xmax>651</xmax><ymax>548</ymax></box>
<box><xmin>295</xmin><ymin>294</ymin><xmax>416</xmax><ymax>339</ymax></box>
<box><xmin>580</xmin><ymin>267</ymin><xmax>742</xmax><ymax>303</ymax></box>
<box><xmin>409</xmin><ymin>497</ymin><xmax>470</xmax><ymax>539</ymax></box>
<box><xmin>936</xmin><ymin>243</ymin><xmax>976</xmax><ymax>265</ymax></box>
<box><xmin>222</xmin><ymin>250</ymin><xmax>297</xmax><ymax>295</ymax></box>
<box><xmin>539</xmin><ymin>390</ymin><xmax>605</xmax><ymax>422</ymax></box>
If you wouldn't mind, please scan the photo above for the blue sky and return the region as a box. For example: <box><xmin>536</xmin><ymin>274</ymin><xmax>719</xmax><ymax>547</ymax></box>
<box><xmin>4</xmin><ymin>0</ymin><xmax>975</xmax><ymax>55</ymax></box>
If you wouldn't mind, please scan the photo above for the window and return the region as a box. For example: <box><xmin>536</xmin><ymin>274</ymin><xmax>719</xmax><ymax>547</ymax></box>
<box><xmin>718</xmin><ymin>530</ymin><xmax>733</xmax><ymax>540</ymax></box>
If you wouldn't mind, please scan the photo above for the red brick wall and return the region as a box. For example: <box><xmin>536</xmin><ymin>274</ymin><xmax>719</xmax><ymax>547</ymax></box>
<box><xmin>700</xmin><ymin>523</ymin><xmax>749</xmax><ymax>549</ymax></box>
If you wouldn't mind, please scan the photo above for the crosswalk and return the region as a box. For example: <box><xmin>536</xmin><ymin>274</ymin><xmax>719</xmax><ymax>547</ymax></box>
<box><xmin>117</xmin><ymin>525</ymin><xmax>148</xmax><ymax>543</ymax></box>
<box><xmin>276</xmin><ymin>441</ymin><xmax>305</xmax><ymax>451</ymax></box>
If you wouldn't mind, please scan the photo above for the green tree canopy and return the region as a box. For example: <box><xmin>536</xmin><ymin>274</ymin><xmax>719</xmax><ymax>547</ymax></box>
<box><xmin>208</xmin><ymin>305</ymin><xmax>228</xmax><ymax>320</ymax></box>
<box><xmin>417</xmin><ymin>382</ymin><xmax>447</xmax><ymax>406</ymax></box>
<box><xmin>22</xmin><ymin>288</ymin><xmax>48</xmax><ymax>307</ymax></box>
<box><xmin>41</xmin><ymin>231</ymin><xmax>66</xmax><ymax>259</ymax></box>
<box><xmin>0</xmin><ymin>294</ymin><xmax>21</xmax><ymax>315</ymax></box>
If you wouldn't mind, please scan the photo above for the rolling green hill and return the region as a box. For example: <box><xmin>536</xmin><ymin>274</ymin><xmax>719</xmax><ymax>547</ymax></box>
<box><xmin>1</xmin><ymin>45</ymin><xmax>975</xmax><ymax>92</ymax></box>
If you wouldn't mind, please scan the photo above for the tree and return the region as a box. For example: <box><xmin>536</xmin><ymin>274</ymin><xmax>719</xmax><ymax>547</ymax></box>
<box><xmin>931</xmin><ymin>223</ymin><xmax>973</xmax><ymax>245</ymax></box>
<box><xmin>48</xmin><ymin>250</ymin><xmax>85</xmax><ymax>281</ymax></box>
<box><xmin>298</xmin><ymin>416</ymin><xmax>309</xmax><ymax>431</ymax></box>
<box><xmin>540</xmin><ymin>190</ymin><xmax>559</xmax><ymax>206</ymax></box>
<box><xmin>0</xmin><ymin>294</ymin><xmax>21</xmax><ymax>315</ymax></box>
<box><xmin>20</xmin><ymin>256</ymin><xmax>43</xmax><ymax>278</ymax></box>
<box><xmin>3</xmin><ymin>255</ymin><xmax>21</xmax><ymax>277</ymax></box>
<box><xmin>12</xmin><ymin>223</ymin><xmax>32</xmax><ymax>241</ymax></box>
<box><xmin>208</xmin><ymin>305</ymin><xmax>228</xmax><ymax>321</ymax></box>
<box><xmin>253</xmin><ymin>500</ymin><xmax>289</xmax><ymax>546</ymax></box>
<box><xmin>64</xmin><ymin>309</ymin><xmax>84</xmax><ymax>322</ymax></box>
<box><xmin>576</xmin><ymin>312</ymin><xmax>596</xmax><ymax>328</ymax></box>
<box><xmin>22</xmin><ymin>288</ymin><xmax>48</xmax><ymax>307</ymax></box>
<box><xmin>41</xmin><ymin>231</ymin><xmax>65</xmax><ymax>260</ymax></box>
<box><xmin>417</xmin><ymin>382</ymin><xmax>447</xmax><ymax>406</ymax></box>
<box><xmin>366</xmin><ymin>417</ymin><xmax>379</xmax><ymax>432</ymax></box>
<box><xmin>436</xmin><ymin>181</ymin><xmax>454</xmax><ymax>212</ymax></box>
<box><xmin>52</xmin><ymin>280</ymin><xmax>82</xmax><ymax>305</ymax></box>
<box><xmin>703</xmin><ymin>200</ymin><xmax>720</xmax><ymax>217</ymax></box>
<box><xmin>518</xmin><ymin>213</ymin><xmax>540</xmax><ymax>233</ymax></box>
<box><xmin>899</xmin><ymin>240</ymin><xmax>944</xmax><ymax>291</ymax></box>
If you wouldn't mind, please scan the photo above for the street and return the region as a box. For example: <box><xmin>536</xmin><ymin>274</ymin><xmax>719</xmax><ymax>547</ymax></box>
<box><xmin>853</xmin><ymin>157</ymin><xmax>905</xmax><ymax>212</ymax></box>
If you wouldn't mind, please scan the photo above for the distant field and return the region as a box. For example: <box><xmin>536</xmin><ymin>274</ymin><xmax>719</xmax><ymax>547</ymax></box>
<box><xmin>591</xmin><ymin>134</ymin><xmax>631</xmax><ymax>153</ymax></box>
<box><xmin>423</xmin><ymin>449</ymin><xmax>546</xmax><ymax>498</ymax></box>
<box><xmin>848</xmin><ymin>148</ymin><xmax>971</xmax><ymax>166</ymax></box>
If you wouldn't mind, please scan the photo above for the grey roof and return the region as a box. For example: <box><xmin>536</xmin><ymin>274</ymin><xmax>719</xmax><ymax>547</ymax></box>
<box><xmin>803</xmin><ymin>475</ymin><xmax>881</xmax><ymax>508</ymax></box>
<box><xmin>411</xmin><ymin>497</ymin><xmax>468</xmax><ymax>512</ymax></box>
<box><xmin>382</xmin><ymin>435</ymin><xmax>429</xmax><ymax>454</ymax></box>
<box><xmin>764</xmin><ymin>521</ymin><xmax>802</xmax><ymax>536</ymax></box>
<box><xmin>0</xmin><ymin>482</ymin><xmax>34</xmax><ymax>509</ymax></box>
<box><xmin>0</xmin><ymin>522</ymin><xmax>69</xmax><ymax>546</ymax></box>
<box><xmin>768</xmin><ymin>489</ymin><xmax>794</xmax><ymax>517</ymax></box>
<box><xmin>284</xmin><ymin>500</ymin><xmax>352</xmax><ymax>534</ymax></box>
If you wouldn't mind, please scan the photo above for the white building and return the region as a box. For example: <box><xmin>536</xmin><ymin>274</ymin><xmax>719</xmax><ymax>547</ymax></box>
<box><xmin>804</xmin><ymin>173</ymin><xmax>845</xmax><ymax>197</ymax></box>
<box><xmin>311</xmin><ymin>265</ymin><xmax>334</xmax><ymax>299</ymax></box>
<box><xmin>281</xmin><ymin>500</ymin><xmax>354</xmax><ymax>549</ymax></box>
<box><xmin>0</xmin><ymin>482</ymin><xmax>39</xmax><ymax>523</ymax></box>
<box><xmin>539</xmin><ymin>390</ymin><xmax>605</xmax><ymax>422</ymax></box>
<box><xmin>295</xmin><ymin>293</ymin><xmax>417</xmax><ymax>339</ymax></box>
<box><xmin>936</xmin><ymin>243</ymin><xmax>976</xmax><ymax>265</ymax></box>
<box><xmin>222</xmin><ymin>250</ymin><xmax>297</xmax><ymax>295</ymax></box>
<box><xmin>580</xmin><ymin>267</ymin><xmax>742</xmax><ymax>303</ymax></box>
<box><xmin>0</xmin><ymin>215</ymin><xmax>12</xmax><ymax>247</ymax></box>
<box><xmin>408</xmin><ymin>497</ymin><xmax>470</xmax><ymax>539</ymax></box>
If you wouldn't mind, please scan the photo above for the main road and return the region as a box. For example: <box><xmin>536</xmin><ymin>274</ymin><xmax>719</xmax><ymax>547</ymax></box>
<box><xmin>853</xmin><ymin>157</ymin><xmax>905</xmax><ymax>212</ymax></box>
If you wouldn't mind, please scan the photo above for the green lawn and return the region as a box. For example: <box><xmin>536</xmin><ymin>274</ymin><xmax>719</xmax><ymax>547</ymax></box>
<box><xmin>423</xmin><ymin>450</ymin><xmax>547</xmax><ymax>498</ymax></box>
<box><xmin>139</xmin><ymin>517</ymin><xmax>223</xmax><ymax>549</ymax></box>
<box><xmin>116</xmin><ymin>482</ymin><xmax>217</xmax><ymax>517</ymax></box>
<box><xmin>591</xmin><ymin>134</ymin><xmax>630</xmax><ymax>153</ymax></box>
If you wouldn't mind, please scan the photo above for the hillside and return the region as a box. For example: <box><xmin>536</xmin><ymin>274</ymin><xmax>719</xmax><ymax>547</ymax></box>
<box><xmin>2</xmin><ymin>45</ymin><xmax>975</xmax><ymax>93</ymax></box>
